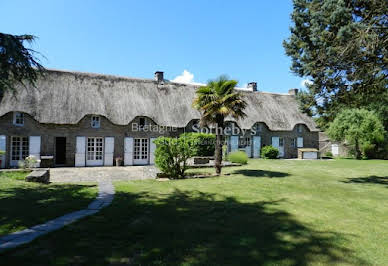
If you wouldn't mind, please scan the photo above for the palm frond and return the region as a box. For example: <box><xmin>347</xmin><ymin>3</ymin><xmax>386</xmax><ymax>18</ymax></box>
<box><xmin>193</xmin><ymin>75</ymin><xmax>247</xmax><ymax>125</ymax></box>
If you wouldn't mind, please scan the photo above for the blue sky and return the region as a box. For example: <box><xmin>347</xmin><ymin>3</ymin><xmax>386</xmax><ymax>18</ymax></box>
<box><xmin>1</xmin><ymin>0</ymin><xmax>310</xmax><ymax>93</ymax></box>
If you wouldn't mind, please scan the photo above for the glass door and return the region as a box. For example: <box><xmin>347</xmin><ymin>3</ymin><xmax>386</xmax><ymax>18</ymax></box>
<box><xmin>86</xmin><ymin>137</ymin><xmax>104</xmax><ymax>166</ymax></box>
<box><xmin>133</xmin><ymin>138</ymin><xmax>148</xmax><ymax>165</ymax></box>
<box><xmin>10</xmin><ymin>136</ymin><xmax>29</xmax><ymax>167</ymax></box>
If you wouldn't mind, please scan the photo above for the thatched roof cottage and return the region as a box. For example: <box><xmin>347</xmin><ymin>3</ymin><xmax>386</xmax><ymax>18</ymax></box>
<box><xmin>0</xmin><ymin>69</ymin><xmax>319</xmax><ymax>168</ymax></box>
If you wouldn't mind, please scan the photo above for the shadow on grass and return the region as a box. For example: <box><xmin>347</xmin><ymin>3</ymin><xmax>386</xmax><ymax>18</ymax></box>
<box><xmin>0</xmin><ymin>183</ymin><xmax>97</xmax><ymax>236</ymax></box>
<box><xmin>2</xmin><ymin>189</ymin><xmax>366</xmax><ymax>265</ymax></box>
<box><xmin>342</xmin><ymin>176</ymin><xmax>388</xmax><ymax>187</ymax></box>
<box><xmin>233</xmin><ymin>169</ymin><xmax>290</xmax><ymax>178</ymax></box>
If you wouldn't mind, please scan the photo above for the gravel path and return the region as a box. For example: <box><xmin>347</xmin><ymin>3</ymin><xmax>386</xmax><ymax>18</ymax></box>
<box><xmin>50</xmin><ymin>166</ymin><xmax>158</xmax><ymax>183</ymax></box>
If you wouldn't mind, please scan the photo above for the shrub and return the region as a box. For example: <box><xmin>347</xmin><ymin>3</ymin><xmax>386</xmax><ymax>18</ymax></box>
<box><xmin>227</xmin><ymin>151</ymin><xmax>248</xmax><ymax>164</ymax></box>
<box><xmin>261</xmin><ymin>146</ymin><xmax>279</xmax><ymax>159</ymax></box>
<box><xmin>180</xmin><ymin>132</ymin><xmax>215</xmax><ymax>156</ymax></box>
<box><xmin>324</xmin><ymin>151</ymin><xmax>333</xmax><ymax>158</ymax></box>
<box><xmin>154</xmin><ymin>136</ymin><xmax>196</xmax><ymax>178</ymax></box>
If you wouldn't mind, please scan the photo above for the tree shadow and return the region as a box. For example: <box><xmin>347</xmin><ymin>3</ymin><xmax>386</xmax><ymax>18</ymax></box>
<box><xmin>233</xmin><ymin>169</ymin><xmax>290</xmax><ymax>178</ymax></box>
<box><xmin>2</xmin><ymin>189</ymin><xmax>367</xmax><ymax>265</ymax></box>
<box><xmin>0</xmin><ymin>183</ymin><xmax>97</xmax><ymax>236</ymax></box>
<box><xmin>342</xmin><ymin>176</ymin><xmax>388</xmax><ymax>187</ymax></box>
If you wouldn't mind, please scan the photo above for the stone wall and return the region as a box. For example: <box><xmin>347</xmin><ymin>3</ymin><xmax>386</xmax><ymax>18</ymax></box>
<box><xmin>0</xmin><ymin>112</ymin><xmax>319</xmax><ymax>167</ymax></box>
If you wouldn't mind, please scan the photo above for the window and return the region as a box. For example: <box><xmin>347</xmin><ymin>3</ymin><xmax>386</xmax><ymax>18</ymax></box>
<box><xmin>297</xmin><ymin>137</ymin><xmax>304</xmax><ymax>148</ymax></box>
<box><xmin>139</xmin><ymin>117</ymin><xmax>146</xmax><ymax>128</ymax></box>
<box><xmin>239</xmin><ymin>136</ymin><xmax>251</xmax><ymax>148</ymax></box>
<box><xmin>91</xmin><ymin>116</ymin><xmax>100</xmax><ymax>128</ymax></box>
<box><xmin>13</xmin><ymin>112</ymin><xmax>24</xmax><ymax>126</ymax></box>
<box><xmin>193</xmin><ymin>120</ymin><xmax>200</xmax><ymax>130</ymax></box>
<box><xmin>134</xmin><ymin>138</ymin><xmax>148</xmax><ymax>160</ymax></box>
<box><xmin>11</xmin><ymin>136</ymin><xmax>29</xmax><ymax>162</ymax></box>
<box><xmin>255</xmin><ymin>123</ymin><xmax>263</xmax><ymax>132</ymax></box>
<box><xmin>291</xmin><ymin>138</ymin><xmax>297</xmax><ymax>148</ymax></box>
<box><xmin>279</xmin><ymin>137</ymin><xmax>284</xmax><ymax>147</ymax></box>
<box><xmin>297</xmin><ymin>124</ymin><xmax>303</xmax><ymax>133</ymax></box>
<box><xmin>87</xmin><ymin>137</ymin><xmax>103</xmax><ymax>160</ymax></box>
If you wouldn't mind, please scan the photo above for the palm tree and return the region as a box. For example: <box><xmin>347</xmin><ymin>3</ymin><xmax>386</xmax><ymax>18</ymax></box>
<box><xmin>193</xmin><ymin>76</ymin><xmax>247</xmax><ymax>175</ymax></box>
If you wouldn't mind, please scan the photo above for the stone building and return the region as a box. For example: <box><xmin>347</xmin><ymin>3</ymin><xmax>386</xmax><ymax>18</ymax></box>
<box><xmin>0</xmin><ymin>69</ymin><xmax>319</xmax><ymax>168</ymax></box>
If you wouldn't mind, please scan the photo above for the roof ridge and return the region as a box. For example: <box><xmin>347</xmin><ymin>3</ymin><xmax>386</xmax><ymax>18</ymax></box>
<box><xmin>45</xmin><ymin>68</ymin><xmax>155</xmax><ymax>82</ymax></box>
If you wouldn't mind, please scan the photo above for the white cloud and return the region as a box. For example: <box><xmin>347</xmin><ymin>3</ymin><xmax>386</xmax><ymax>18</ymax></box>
<box><xmin>172</xmin><ymin>70</ymin><xmax>204</xmax><ymax>85</ymax></box>
<box><xmin>300</xmin><ymin>79</ymin><xmax>313</xmax><ymax>88</ymax></box>
<box><xmin>236</xmin><ymin>83</ymin><xmax>253</xmax><ymax>91</ymax></box>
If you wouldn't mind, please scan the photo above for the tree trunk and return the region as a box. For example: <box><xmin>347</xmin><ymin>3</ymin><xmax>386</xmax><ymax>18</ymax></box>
<box><xmin>214</xmin><ymin>118</ymin><xmax>224</xmax><ymax>175</ymax></box>
<box><xmin>355</xmin><ymin>138</ymin><xmax>362</xmax><ymax>159</ymax></box>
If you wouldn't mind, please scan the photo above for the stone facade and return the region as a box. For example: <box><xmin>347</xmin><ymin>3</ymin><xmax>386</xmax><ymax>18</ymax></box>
<box><xmin>0</xmin><ymin>113</ymin><xmax>183</xmax><ymax>167</ymax></box>
<box><xmin>0</xmin><ymin>112</ymin><xmax>319</xmax><ymax>168</ymax></box>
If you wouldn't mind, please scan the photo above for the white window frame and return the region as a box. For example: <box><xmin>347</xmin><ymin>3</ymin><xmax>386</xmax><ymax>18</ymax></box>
<box><xmin>13</xmin><ymin>112</ymin><xmax>24</xmax><ymax>126</ymax></box>
<box><xmin>86</xmin><ymin>137</ymin><xmax>104</xmax><ymax>166</ymax></box>
<box><xmin>134</xmin><ymin>138</ymin><xmax>148</xmax><ymax>160</ymax></box>
<box><xmin>91</xmin><ymin>116</ymin><xmax>100</xmax><ymax>128</ymax></box>
<box><xmin>10</xmin><ymin>136</ymin><xmax>29</xmax><ymax>166</ymax></box>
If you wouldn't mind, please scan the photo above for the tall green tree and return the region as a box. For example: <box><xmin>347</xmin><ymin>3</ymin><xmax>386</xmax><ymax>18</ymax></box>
<box><xmin>327</xmin><ymin>109</ymin><xmax>385</xmax><ymax>159</ymax></box>
<box><xmin>193</xmin><ymin>76</ymin><xmax>247</xmax><ymax>175</ymax></box>
<box><xmin>0</xmin><ymin>33</ymin><xmax>44</xmax><ymax>95</ymax></box>
<box><xmin>283</xmin><ymin>0</ymin><xmax>388</xmax><ymax>129</ymax></box>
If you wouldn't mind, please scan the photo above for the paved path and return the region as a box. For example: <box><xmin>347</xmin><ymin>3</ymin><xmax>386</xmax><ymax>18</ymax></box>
<box><xmin>50</xmin><ymin>166</ymin><xmax>158</xmax><ymax>183</ymax></box>
<box><xmin>0</xmin><ymin>181</ymin><xmax>115</xmax><ymax>251</ymax></box>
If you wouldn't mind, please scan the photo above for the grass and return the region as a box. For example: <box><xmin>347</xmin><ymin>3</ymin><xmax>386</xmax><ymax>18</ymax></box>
<box><xmin>0</xmin><ymin>171</ymin><xmax>98</xmax><ymax>236</ymax></box>
<box><xmin>1</xmin><ymin>159</ymin><xmax>388</xmax><ymax>265</ymax></box>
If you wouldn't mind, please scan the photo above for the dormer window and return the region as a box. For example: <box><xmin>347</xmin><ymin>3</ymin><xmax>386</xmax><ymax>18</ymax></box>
<box><xmin>253</xmin><ymin>123</ymin><xmax>262</xmax><ymax>132</ymax></box>
<box><xmin>139</xmin><ymin>117</ymin><xmax>146</xmax><ymax>128</ymax></box>
<box><xmin>297</xmin><ymin>124</ymin><xmax>303</xmax><ymax>133</ymax></box>
<box><xmin>193</xmin><ymin>120</ymin><xmax>200</xmax><ymax>129</ymax></box>
<box><xmin>91</xmin><ymin>116</ymin><xmax>100</xmax><ymax>128</ymax></box>
<box><xmin>13</xmin><ymin>112</ymin><xmax>24</xmax><ymax>126</ymax></box>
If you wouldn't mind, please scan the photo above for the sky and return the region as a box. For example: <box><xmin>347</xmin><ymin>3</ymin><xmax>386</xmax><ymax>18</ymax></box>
<box><xmin>1</xmin><ymin>0</ymin><xmax>310</xmax><ymax>93</ymax></box>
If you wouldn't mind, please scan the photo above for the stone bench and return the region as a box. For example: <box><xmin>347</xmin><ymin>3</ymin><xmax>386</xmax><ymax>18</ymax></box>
<box><xmin>26</xmin><ymin>169</ymin><xmax>50</xmax><ymax>183</ymax></box>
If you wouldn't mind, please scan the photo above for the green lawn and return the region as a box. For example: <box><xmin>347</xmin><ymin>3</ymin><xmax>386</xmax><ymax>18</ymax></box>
<box><xmin>1</xmin><ymin>159</ymin><xmax>387</xmax><ymax>265</ymax></box>
<box><xmin>0</xmin><ymin>171</ymin><xmax>98</xmax><ymax>236</ymax></box>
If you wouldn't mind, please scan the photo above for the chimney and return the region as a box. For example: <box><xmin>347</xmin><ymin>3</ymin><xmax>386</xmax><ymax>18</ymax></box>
<box><xmin>288</xmin><ymin>88</ymin><xmax>298</xmax><ymax>95</ymax></box>
<box><xmin>155</xmin><ymin>71</ymin><xmax>164</xmax><ymax>83</ymax></box>
<box><xmin>247</xmin><ymin>82</ymin><xmax>258</xmax><ymax>92</ymax></box>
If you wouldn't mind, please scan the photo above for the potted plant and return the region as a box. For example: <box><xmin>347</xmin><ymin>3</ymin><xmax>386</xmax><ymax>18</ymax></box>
<box><xmin>115</xmin><ymin>157</ymin><xmax>123</xmax><ymax>166</ymax></box>
<box><xmin>19</xmin><ymin>156</ymin><xmax>38</xmax><ymax>169</ymax></box>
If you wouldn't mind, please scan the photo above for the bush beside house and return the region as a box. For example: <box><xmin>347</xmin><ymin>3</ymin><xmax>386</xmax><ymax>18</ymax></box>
<box><xmin>261</xmin><ymin>146</ymin><xmax>279</xmax><ymax>159</ymax></box>
<box><xmin>227</xmin><ymin>151</ymin><xmax>248</xmax><ymax>164</ymax></box>
<box><xmin>180</xmin><ymin>133</ymin><xmax>215</xmax><ymax>156</ymax></box>
<box><xmin>154</xmin><ymin>136</ymin><xmax>196</xmax><ymax>179</ymax></box>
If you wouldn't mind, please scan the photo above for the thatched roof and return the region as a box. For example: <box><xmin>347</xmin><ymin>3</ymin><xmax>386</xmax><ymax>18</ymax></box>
<box><xmin>0</xmin><ymin>69</ymin><xmax>319</xmax><ymax>131</ymax></box>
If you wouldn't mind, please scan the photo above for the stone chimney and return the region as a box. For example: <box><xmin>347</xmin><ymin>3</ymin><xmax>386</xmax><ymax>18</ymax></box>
<box><xmin>288</xmin><ymin>88</ymin><xmax>299</xmax><ymax>95</ymax></box>
<box><xmin>247</xmin><ymin>82</ymin><xmax>258</xmax><ymax>92</ymax></box>
<box><xmin>155</xmin><ymin>71</ymin><xmax>164</xmax><ymax>83</ymax></box>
